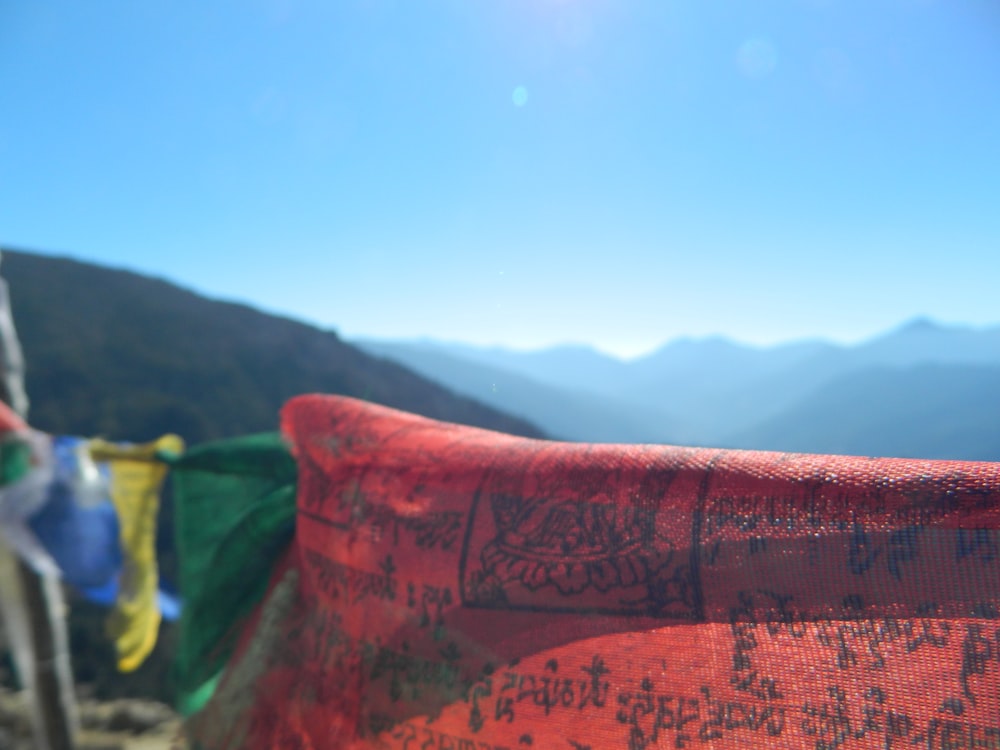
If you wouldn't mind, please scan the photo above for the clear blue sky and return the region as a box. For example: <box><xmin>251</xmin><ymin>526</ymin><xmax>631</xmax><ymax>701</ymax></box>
<box><xmin>2</xmin><ymin>0</ymin><xmax>998</xmax><ymax>358</ymax></box>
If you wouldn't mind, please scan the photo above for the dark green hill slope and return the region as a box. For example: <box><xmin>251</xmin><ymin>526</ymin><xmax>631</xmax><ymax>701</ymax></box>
<box><xmin>1</xmin><ymin>249</ymin><xmax>545</xmax><ymax>442</ymax></box>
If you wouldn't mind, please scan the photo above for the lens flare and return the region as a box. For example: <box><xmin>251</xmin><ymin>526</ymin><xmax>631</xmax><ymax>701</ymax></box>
<box><xmin>736</xmin><ymin>38</ymin><xmax>778</xmax><ymax>79</ymax></box>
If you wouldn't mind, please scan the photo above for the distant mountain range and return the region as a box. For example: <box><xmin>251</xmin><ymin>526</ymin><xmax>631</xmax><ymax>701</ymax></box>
<box><xmin>355</xmin><ymin>341</ymin><xmax>683</xmax><ymax>444</ymax></box>
<box><xmin>355</xmin><ymin>318</ymin><xmax>1000</xmax><ymax>461</ymax></box>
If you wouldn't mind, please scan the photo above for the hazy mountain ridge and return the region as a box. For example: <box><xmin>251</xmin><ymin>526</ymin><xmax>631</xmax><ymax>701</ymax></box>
<box><xmin>724</xmin><ymin>363</ymin><xmax>1000</xmax><ymax>461</ymax></box>
<box><xmin>358</xmin><ymin>339</ymin><xmax>688</xmax><ymax>444</ymax></box>
<box><xmin>424</xmin><ymin>341</ymin><xmax>636</xmax><ymax>398</ymax></box>
<box><xmin>357</xmin><ymin>318</ymin><xmax>1000</xmax><ymax>460</ymax></box>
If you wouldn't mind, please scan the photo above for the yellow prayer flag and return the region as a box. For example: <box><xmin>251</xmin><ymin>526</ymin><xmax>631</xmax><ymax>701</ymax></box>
<box><xmin>89</xmin><ymin>434</ymin><xmax>184</xmax><ymax>672</ymax></box>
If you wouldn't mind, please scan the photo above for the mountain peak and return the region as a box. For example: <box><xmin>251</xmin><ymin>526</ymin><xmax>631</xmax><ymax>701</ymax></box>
<box><xmin>897</xmin><ymin>316</ymin><xmax>942</xmax><ymax>334</ymax></box>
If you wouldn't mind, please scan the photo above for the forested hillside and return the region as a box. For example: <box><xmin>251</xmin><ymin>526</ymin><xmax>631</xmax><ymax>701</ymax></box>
<box><xmin>2</xmin><ymin>249</ymin><xmax>545</xmax><ymax>442</ymax></box>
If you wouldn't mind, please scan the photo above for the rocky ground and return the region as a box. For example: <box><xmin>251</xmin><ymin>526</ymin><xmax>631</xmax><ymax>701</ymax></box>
<box><xmin>0</xmin><ymin>686</ymin><xmax>187</xmax><ymax>750</ymax></box>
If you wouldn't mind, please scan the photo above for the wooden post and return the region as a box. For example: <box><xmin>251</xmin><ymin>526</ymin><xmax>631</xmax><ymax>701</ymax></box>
<box><xmin>0</xmin><ymin>251</ymin><xmax>76</xmax><ymax>749</ymax></box>
<box><xmin>15</xmin><ymin>565</ymin><xmax>77</xmax><ymax>750</ymax></box>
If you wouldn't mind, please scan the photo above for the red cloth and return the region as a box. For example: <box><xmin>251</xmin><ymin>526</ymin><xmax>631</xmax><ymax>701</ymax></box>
<box><xmin>194</xmin><ymin>395</ymin><xmax>1000</xmax><ymax>749</ymax></box>
<box><xmin>0</xmin><ymin>398</ymin><xmax>26</xmax><ymax>433</ymax></box>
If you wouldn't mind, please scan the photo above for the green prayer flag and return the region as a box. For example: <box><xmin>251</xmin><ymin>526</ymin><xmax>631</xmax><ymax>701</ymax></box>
<box><xmin>0</xmin><ymin>439</ymin><xmax>31</xmax><ymax>485</ymax></box>
<box><xmin>169</xmin><ymin>432</ymin><xmax>296</xmax><ymax>715</ymax></box>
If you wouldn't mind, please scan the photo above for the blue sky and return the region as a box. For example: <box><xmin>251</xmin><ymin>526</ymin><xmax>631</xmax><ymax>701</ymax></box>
<box><xmin>1</xmin><ymin>0</ymin><xmax>998</xmax><ymax>358</ymax></box>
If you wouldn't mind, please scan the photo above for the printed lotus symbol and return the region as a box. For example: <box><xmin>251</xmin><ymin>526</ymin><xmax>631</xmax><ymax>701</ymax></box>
<box><xmin>467</xmin><ymin>494</ymin><xmax>690</xmax><ymax>616</ymax></box>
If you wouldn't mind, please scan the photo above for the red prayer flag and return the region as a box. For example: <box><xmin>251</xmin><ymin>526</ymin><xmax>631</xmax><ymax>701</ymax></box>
<box><xmin>0</xmin><ymin>398</ymin><xmax>27</xmax><ymax>434</ymax></box>
<box><xmin>190</xmin><ymin>395</ymin><xmax>1000</xmax><ymax>749</ymax></box>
